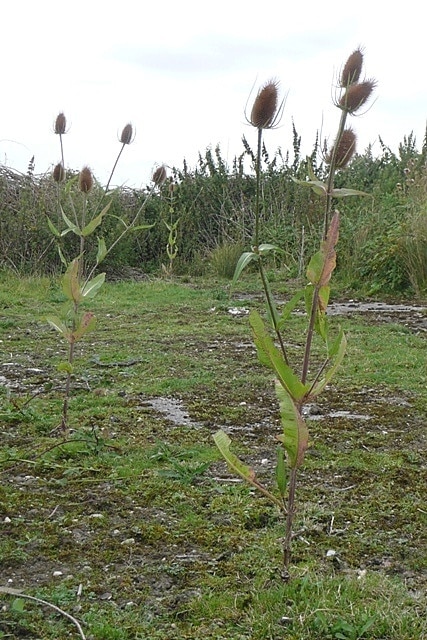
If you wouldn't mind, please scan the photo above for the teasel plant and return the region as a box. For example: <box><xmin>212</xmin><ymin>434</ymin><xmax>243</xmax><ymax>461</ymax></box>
<box><xmin>46</xmin><ymin>117</ymin><xmax>156</xmax><ymax>434</ymax></box>
<box><xmin>214</xmin><ymin>48</ymin><xmax>376</xmax><ymax>578</ymax></box>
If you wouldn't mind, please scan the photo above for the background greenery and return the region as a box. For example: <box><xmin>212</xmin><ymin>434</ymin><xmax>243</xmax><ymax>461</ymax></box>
<box><xmin>1</xmin><ymin>128</ymin><xmax>427</xmax><ymax>294</ymax></box>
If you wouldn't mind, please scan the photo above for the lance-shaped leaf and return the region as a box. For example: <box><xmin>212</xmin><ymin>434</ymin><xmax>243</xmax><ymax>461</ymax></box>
<box><xmin>305</xmin><ymin>284</ymin><xmax>330</xmax><ymax>339</ymax></box>
<box><xmin>96</xmin><ymin>238</ymin><xmax>107</xmax><ymax>265</ymax></box>
<box><xmin>310</xmin><ymin>328</ymin><xmax>347</xmax><ymax>397</ymax></box>
<box><xmin>276</xmin><ymin>445</ymin><xmax>287</xmax><ymax>498</ymax></box>
<box><xmin>82</xmin><ymin>273</ymin><xmax>105</xmax><ymax>299</ymax></box>
<box><xmin>232</xmin><ymin>251</ymin><xmax>258</xmax><ymax>287</ymax></box>
<box><xmin>330</xmin><ymin>187</ymin><xmax>370</xmax><ymax>198</ymax></box>
<box><xmin>249</xmin><ymin>310</ymin><xmax>308</xmax><ymax>401</ymax></box>
<box><xmin>307</xmin><ymin>212</ymin><xmax>339</xmax><ymax>287</ymax></box>
<box><xmin>46</xmin><ymin>315</ymin><xmax>70</xmax><ymax>340</ymax></box>
<box><xmin>275</xmin><ymin>381</ymin><xmax>309</xmax><ymax>468</ymax></box>
<box><xmin>258</xmin><ymin>243</ymin><xmax>281</xmax><ymax>256</ymax></box>
<box><xmin>81</xmin><ymin>201</ymin><xmax>112</xmax><ymax>237</ymax></box>
<box><xmin>62</xmin><ymin>259</ymin><xmax>83</xmax><ymax>304</ymax></box>
<box><xmin>213</xmin><ymin>430</ymin><xmax>282</xmax><ymax>507</ymax></box>
<box><xmin>61</xmin><ymin>207</ymin><xmax>81</xmax><ymax>236</ymax></box>
<box><xmin>291</xmin><ymin>175</ymin><xmax>327</xmax><ymax>197</ymax></box>
<box><xmin>72</xmin><ymin>312</ymin><xmax>96</xmax><ymax>341</ymax></box>
<box><xmin>46</xmin><ymin>216</ymin><xmax>61</xmax><ymax>237</ymax></box>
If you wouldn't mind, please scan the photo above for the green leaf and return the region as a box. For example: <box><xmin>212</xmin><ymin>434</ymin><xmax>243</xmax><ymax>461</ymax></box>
<box><xmin>82</xmin><ymin>273</ymin><xmax>105</xmax><ymax>298</ymax></box>
<box><xmin>46</xmin><ymin>216</ymin><xmax>61</xmax><ymax>237</ymax></box>
<box><xmin>46</xmin><ymin>315</ymin><xmax>68</xmax><ymax>336</ymax></box>
<box><xmin>311</xmin><ymin>328</ymin><xmax>347</xmax><ymax>397</ymax></box>
<box><xmin>276</xmin><ymin>446</ymin><xmax>287</xmax><ymax>497</ymax></box>
<box><xmin>231</xmin><ymin>251</ymin><xmax>258</xmax><ymax>288</ymax></box>
<box><xmin>275</xmin><ymin>381</ymin><xmax>309</xmax><ymax>468</ymax></box>
<box><xmin>57</xmin><ymin>246</ymin><xmax>68</xmax><ymax>267</ymax></box>
<box><xmin>96</xmin><ymin>238</ymin><xmax>107</xmax><ymax>265</ymax></box>
<box><xmin>330</xmin><ymin>187</ymin><xmax>371</xmax><ymax>198</ymax></box>
<box><xmin>81</xmin><ymin>205</ymin><xmax>109</xmax><ymax>237</ymax></box>
<box><xmin>258</xmin><ymin>243</ymin><xmax>281</xmax><ymax>255</ymax></box>
<box><xmin>306</xmin><ymin>212</ymin><xmax>339</xmax><ymax>287</ymax></box>
<box><xmin>249</xmin><ymin>310</ymin><xmax>308</xmax><ymax>400</ymax></box>
<box><xmin>129</xmin><ymin>223</ymin><xmax>156</xmax><ymax>232</ymax></box>
<box><xmin>57</xmin><ymin>361</ymin><xmax>74</xmax><ymax>373</ymax></box>
<box><xmin>291</xmin><ymin>176</ymin><xmax>327</xmax><ymax>196</ymax></box>
<box><xmin>213</xmin><ymin>430</ymin><xmax>281</xmax><ymax>506</ymax></box>
<box><xmin>11</xmin><ymin>598</ymin><xmax>26</xmax><ymax>613</ymax></box>
<box><xmin>61</xmin><ymin>208</ymin><xmax>80</xmax><ymax>235</ymax></box>
<box><xmin>62</xmin><ymin>259</ymin><xmax>82</xmax><ymax>303</ymax></box>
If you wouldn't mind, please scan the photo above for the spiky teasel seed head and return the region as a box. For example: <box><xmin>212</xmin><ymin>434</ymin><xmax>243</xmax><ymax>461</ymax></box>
<box><xmin>53</xmin><ymin>162</ymin><xmax>66</xmax><ymax>182</ymax></box>
<box><xmin>54</xmin><ymin>112</ymin><xmax>67</xmax><ymax>135</ymax></box>
<box><xmin>79</xmin><ymin>166</ymin><xmax>93</xmax><ymax>193</ymax></box>
<box><xmin>249</xmin><ymin>79</ymin><xmax>282</xmax><ymax>129</ymax></box>
<box><xmin>339</xmin><ymin>79</ymin><xmax>376</xmax><ymax>114</ymax></box>
<box><xmin>152</xmin><ymin>164</ymin><xmax>167</xmax><ymax>186</ymax></box>
<box><xmin>340</xmin><ymin>48</ymin><xmax>364</xmax><ymax>87</ymax></box>
<box><xmin>120</xmin><ymin>123</ymin><xmax>134</xmax><ymax>145</ymax></box>
<box><xmin>326</xmin><ymin>128</ymin><xmax>357</xmax><ymax>168</ymax></box>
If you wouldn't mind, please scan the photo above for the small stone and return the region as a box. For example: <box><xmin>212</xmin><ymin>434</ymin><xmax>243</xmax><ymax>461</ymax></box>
<box><xmin>121</xmin><ymin>538</ymin><xmax>135</xmax><ymax>546</ymax></box>
<box><xmin>4</xmin><ymin>516</ymin><xmax>11</xmax><ymax>523</ymax></box>
<box><xmin>53</xmin><ymin>571</ymin><xmax>63</xmax><ymax>577</ymax></box>
<box><xmin>326</xmin><ymin>549</ymin><xmax>336</xmax><ymax>557</ymax></box>
<box><xmin>89</xmin><ymin>513</ymin><xmax>103</xmax><ymax>519</ymax></box>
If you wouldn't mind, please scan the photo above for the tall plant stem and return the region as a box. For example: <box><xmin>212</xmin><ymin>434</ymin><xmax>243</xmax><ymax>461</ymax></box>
<box><xmin>105</xmin><ymin>143</ymin><xmax>126</xmax><ymax>194</ymax></box>
<box><xmin>254</xmin><ymin>127</ymin><xmax>289</xmax><ymax>365</ymax></box>
<box><xmin>254</xmin><ymin>128</ymin><xmax>263</xmax><ymax>248</ymax></box>
<box><xmin>283</xmin><ymin>466</ymin><xmax>298</xmax><ymax>571</ymax></box>
<box><xmin>323</xmin><ymin>109</ymin><xmax>347</xmax><ymax>238</ymax></box>
<box><xmin>61</xmin><ymin>313</ymin><xmax>77</xmax><ymax>433</ymax></box>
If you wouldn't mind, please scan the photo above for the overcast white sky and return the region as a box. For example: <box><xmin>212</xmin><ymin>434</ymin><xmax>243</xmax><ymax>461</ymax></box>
<box><xmin>1</xmin><ymin>1</ymin><xmax>426</xmax><ymax>188</ymax></box>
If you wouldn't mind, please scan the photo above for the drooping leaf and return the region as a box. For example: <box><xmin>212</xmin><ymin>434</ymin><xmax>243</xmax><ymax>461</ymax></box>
<box><xmin>306</xmin><ymin>212</ymin><xmax>339</xmax><ymax>287</ymax></box>
<box><xmin>275</xmin><ymin>381</ymin><xmax>309</xmax><ymax>468</ymax></box>
<box><xmin>311</xmin><ymin>328</ymin><xmax>347</xmax><ymax>397</ymax></box>
<box><xmin>81</xmin><ymin>201</ymin><xmax>112</xmax><ymax>237</ymax></box>
<box><xmin>72</xmin><ymin>312</ymin><xmax>97</xmax><ymax>341</ymax></box>
<box><xmin>249</xmin><ymin>310</ymin><xmax>308</xmax><ymax>401</ymax></box>
<box><xmin>57</xmin><ymin>246</ymin><xmax>68</xmax><ymax>267</ymax></box>
<box><xmin>291</xmin><ymin>176</ymin><xmax>327</xmax><ymax>197</ymax></box>
<box><xmin>330</xmin><ymin>187</ymin><xmax>371</xmax><ymax>198</ymax></box>
<box><xmin>258</xmin><ymin>243</ymin><xmax>281</xmax><ymax>256</ymax></box>
<box><xmin>62</xmin><ymin>259</ymin><xmax>82</xmax><ymax>304</ymax></box>
<box><xmin>276</xmin><ymin>446</ymin><xmax>287</xmax><ymax>497</ymax></box>
<box><xmin>46</xmin><ymin>315</ymin><xmax>69</xmax><ymax>337</ymax></box>
<box><xmin>96</xmin><ymin>238</ymin><xmax>107</xmax><ymax>265</ymax></box>
<box><xmin>46</xmin><ymin>216</ymin><xmax>61</xmax><ymax>237</ymax></box>
<box><xmin>213</xmin><ymin>430</ymin><xmax>281</xmax><ymax>507</ymax></box>
<box><xmin>231</xmin><ymin>251</ymin><xmax>258</xmax><ymax>288</ymax></box>
<box><xmin>82</xmin><ymin>273</ymin><xmax>105</xmax><ymax>299</ymax></box>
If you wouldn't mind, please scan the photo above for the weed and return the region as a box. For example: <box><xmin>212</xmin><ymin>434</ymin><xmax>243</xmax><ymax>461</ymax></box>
<box><xmin>215</xmin><ymin>48</ymin><xmax>376</xmax><ymax>576</ymax></box>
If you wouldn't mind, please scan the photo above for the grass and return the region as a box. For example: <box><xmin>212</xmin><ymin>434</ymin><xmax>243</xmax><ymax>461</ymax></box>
<box><xmin>0</xmin><ymin>271</ymin><xmax>426</xmax><ymax>639</ymax></box>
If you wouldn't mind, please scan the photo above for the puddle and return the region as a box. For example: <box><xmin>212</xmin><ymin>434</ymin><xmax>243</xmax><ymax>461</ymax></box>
<box><xmin>327</xmin><ymin>301</ymin><xmax>426</xmax><ymax>316</ymax></box>
<box><xmin>141</xmin><ymin>397</ymin><xmax>201</xmax><ymax>428</ymax></box>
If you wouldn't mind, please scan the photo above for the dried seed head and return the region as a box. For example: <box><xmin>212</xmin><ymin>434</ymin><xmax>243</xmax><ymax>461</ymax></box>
<box><xmin>250</xmin><ymin>79</ymin><xmax>280</xmax><ymax>129</ymax></box>
<box><xmin>326</xmin><ymin>128</ymin><xmax>357</xmax><ymax>168</ymax></box>
<box><xmin>340</xmin><ymin>49</ymin><xmax>364</xmax><ymax>87</ymax></box>
<box><xmin>120</xmin><ymin>123</ymin><xmax>134</xmax><ymax>145</ymax></box>
<box><xmin>79</xmin><ymin>166</ymin><xmax>93</xmax><ymax>193</ymax></box>
<box><xmin>53</xmin><ymin>162</ymin><xmax>66</xmax><ymax>182</ymax></box>
<box><xmin>339</xmin><ymin>79</ymin><xmax>376</xmax><ymax>114</ymax></box>
<box><xmin>152</xmin><ymin>165</ymin><xmax>167</xmax><ymax>186</ymax></box>
<box><xmin>54</xmin><ymin>112</ymin><xmax>67</xmax><ymax>134</ymax></box>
